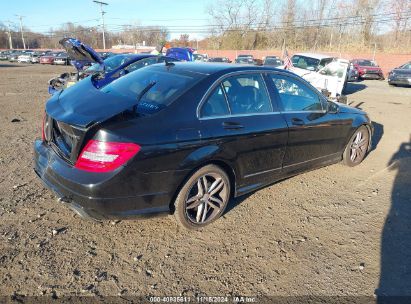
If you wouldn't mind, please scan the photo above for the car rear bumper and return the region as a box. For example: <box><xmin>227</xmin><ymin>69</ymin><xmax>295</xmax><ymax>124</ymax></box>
<box><xmin>33</xmin><ymin>139</ymin><xmax>183</xmax><ymax>220</ymax></box>
<box><xmin>360</xmin><ymin>73</ymin><xmax>383</xmax><ymax>79</ymax></box>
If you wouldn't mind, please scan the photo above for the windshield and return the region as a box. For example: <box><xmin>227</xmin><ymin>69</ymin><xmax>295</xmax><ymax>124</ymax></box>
<box><xmin>86</xmin><ymin>54</ymin><xmax>135</xmax><ymax>73</ymax></box>
<box><xmin>356</xmin><ymin>60</ymin><xmax>377</xmax><ymax>67</ymax></box>
<box><xmin>101</xmin><ymin>66</ymin><xmax>205</xmax><ymax>115</ymax></box>
<box><xmin>264</xmin><ymin>58</ymin><xmax>283</xmax><ymax>66</ymax></box>
<box><xmin>193</xmin><ymin>54</ymin><xmax>204</xmax><ymax>61</ymax></box>
<box><xmin>291</xmin><ymin>55</ymin><xmax>321</xmax><ymax>71</ymax></box>
<box><xmin>399</xmin><ymin>62</ymin><xmax>411</xmax><ymax>69</ymax></box>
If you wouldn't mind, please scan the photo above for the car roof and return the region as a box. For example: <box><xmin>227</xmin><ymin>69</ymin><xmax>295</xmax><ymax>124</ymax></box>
<box><xmin>157</xmin><ymin>62</ymin><xmax>293</xmax><ymax>76</ymax></box>
<box><xmin>293</xmin><ymin>52</ymin><xmax>334</xmax><ymax>60</ymax></box>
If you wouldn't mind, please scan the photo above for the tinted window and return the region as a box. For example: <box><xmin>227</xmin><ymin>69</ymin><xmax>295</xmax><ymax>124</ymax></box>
<box><xmin>291</xmin><ymin>55</ymin><xmax>320</xmax><ymax>71</ymax></box>
<box><xmin>201</xmin><ymin>85</ymin><xmax>229</xmax><ymax>117</ymax></box>
<box><xmin>125</xmin><ymin>57</ymin><xmax>158</xmax><ymax>73</ymax></box>
<box><xmin>101</xmin><ymin>67</ymin><xmax>205</xmax><ymax>115</ymax></box>
<box><xmin>270</xmin><ymin>75</ymin><xmax>323</xmax><ymax>112</ymax></box>
<box><xmin>222</xmin><ymin>74</ymin><xmax>272</xmax><ymax>115</ymax></box>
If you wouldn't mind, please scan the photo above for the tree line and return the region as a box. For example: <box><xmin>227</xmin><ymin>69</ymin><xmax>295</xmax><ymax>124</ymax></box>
<box><xmin>0</xmin><ymin>0</ymin><xmax>410</xmax><ymax>52</ymax></box>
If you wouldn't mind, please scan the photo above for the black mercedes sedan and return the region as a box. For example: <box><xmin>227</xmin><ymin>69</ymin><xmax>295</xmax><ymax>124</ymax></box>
<box><xmin>387</xmin><ymin>61</ymin><xmax>411</xmax><ymax>86</ymax></box>
<box><xmin>34</xmin><ymin>62</ymin><xmax>373</xmax><ymax>229</ymax></box>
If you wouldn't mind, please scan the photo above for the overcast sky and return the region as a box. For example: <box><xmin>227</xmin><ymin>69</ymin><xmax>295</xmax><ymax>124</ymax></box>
<box><xmin>1</xmin><ymin>0</ymin><xmax>211</xmax><ymax>39</ymax></box>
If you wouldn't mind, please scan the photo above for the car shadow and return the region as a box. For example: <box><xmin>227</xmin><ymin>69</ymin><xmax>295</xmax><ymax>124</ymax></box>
<box><xmin>224</xmin><ymin>191</ymin><xmax>255</xmax><ymax>215</ymax></box>
<box><xmin>377</xmin><ymin>135</ymin><xmax>411</xmax><ymax>303</ymax></box>
<box><xmin>371</xmin><ymin>122</ymin><xmax>384</xmax><ymax>152</ymax></box>
<box><xmin>344</xmin><ymin>82</ymin><xmax>367</xmax><ymax>95</ymax></box>
<box><xmin>0</xmin><ymin>63</ymin><xmax>27</xmax><ymax>68</ymax></box>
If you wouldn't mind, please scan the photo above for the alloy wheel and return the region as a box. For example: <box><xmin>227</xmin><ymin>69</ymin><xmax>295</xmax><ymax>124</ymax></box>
<box><xmin>350</xmin><ymin>129</ymin><xmax>369</xmax><ymax>163</ymax></box>
<box><xmin>185</xmin><ymin>173</ymin><xmax>228</xmax><ymax>224</ymax></box>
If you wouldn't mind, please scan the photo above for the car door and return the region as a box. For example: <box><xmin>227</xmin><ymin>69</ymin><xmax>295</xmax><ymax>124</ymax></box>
<box><xmin>267</xmin><ymin>73</ymin><xmax>352</xmax><ymax>173</ymax></box>
<box><xmin>198</xmin><ymin>72</ymin><xmax>288</xmax><ymax>192</ymax></box>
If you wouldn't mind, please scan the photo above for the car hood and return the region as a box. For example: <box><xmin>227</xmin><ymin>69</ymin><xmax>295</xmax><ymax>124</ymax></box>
<box><xmin>336</xmin><ymin>102</ymin><xmax>366</xmax><ymax>115</ymax></box>
<box><xmin>59</xmin><ymin>37</ymin><xmax>103</xmax><ymax>71</ymax></box>
<box><xmin>46</xmin><ymin>76</ymin><xmax>136</xmax><ymax>128</ymax></box>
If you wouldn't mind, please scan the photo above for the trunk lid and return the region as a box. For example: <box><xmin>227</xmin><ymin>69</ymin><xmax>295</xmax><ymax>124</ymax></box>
<box><xmin>45</xmin><ymin>77</ymin><xmax>139</xmax><ymax>163</ymax></box>
<box><xmin>59</xmin><ymin>37</ymin><xmax>104</xmax><ymax>71</ymax></box>
<box><xmin>46</xmin><ymin>76</ymin><xmax>137</xmax><ymax>129</ymax></box>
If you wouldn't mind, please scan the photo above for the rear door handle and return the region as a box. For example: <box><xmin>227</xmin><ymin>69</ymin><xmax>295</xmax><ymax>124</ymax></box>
<box><xmin>222</xmin><ymin>121</ymin><xmax>244</xmax><ymax>130</ymax></box>
<box><xmin>291</xmin><ymin>118</ymin><xmax>305</xmax><ymax>126</ymax></box>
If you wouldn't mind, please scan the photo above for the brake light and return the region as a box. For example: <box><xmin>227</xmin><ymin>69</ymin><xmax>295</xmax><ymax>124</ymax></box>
<box><xmin>75</xmin><ymin>140</ymin><xmax>140</xmax><ymax>173</ymax></box>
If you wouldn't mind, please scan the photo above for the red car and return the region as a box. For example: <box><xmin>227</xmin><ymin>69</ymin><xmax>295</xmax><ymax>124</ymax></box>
<box><xmin>351</xmin><ymin>59</ymin><xmax>384</xmax><ymax>80</ymax></box>
<box><xmin>39</xmin><ymin>52</ymin><xmax>61</xmax><ymax>64</ymax></box>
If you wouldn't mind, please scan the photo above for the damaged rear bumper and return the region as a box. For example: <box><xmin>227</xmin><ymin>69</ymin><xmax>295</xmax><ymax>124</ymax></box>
<box><xmin>33</xmin><ymin>139</ymin><xmax>173</xmax><ymax>220</ymax></box>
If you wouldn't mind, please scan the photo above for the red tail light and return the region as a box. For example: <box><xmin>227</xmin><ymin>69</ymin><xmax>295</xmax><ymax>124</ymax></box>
<box><xmin>75</xmin><ymin>140</ymin><xmax>141</xmax><ymax>173</ymax></box>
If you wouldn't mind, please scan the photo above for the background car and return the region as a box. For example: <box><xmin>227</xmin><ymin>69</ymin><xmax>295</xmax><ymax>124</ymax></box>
<box><xmin>235</xmin><ymin>54</ymin><xmax>254</xmax><ymax>64</ymax></box>
<box><xmin>387</xmin><ymin>61</ymin><xmax>411</xmax><ymax>86</ymax></box>
<box><xmin>193</xmin><ymin>53</ymin><xmax>208</xmax><ymax>62</ymax></box>
<box><xmin>53</xmin><ymin>52</ymin><xmax>71</xmax><ymax>65</ymax></box>
<box><xmin>263</xmin><ymin>56</ymin><xmax>283</xmax><ymax>67</ymax></box>
<box><xmin>208</xmin><ymin>57</ymin><xmax>231</xmax><ymax>63</ymax></box>
<box><xmin>40</xmin><ymin>52</ymin><xmax>60</xmax><ymax>64</ymax></box>
<box><xmin>35</xmin><ymin>63</ymin><xmax>372</xmax><ymax>229</ymax></box>
<box><xmin>8</xmin><ymin>51</ymin><xmax>24</xmax><ymax>62</ymax></box>
<box><xmin>351</xmin><ymin>59</ymin><xmax>384</xmax><ymax>80</ymax></box>
<box><xmin>0</xmin><ymin>51</ymin><xmax>11</xmax><ymax>60</ymax></box>
<box><xmin>31</xmin><ymin>52</ymin><xmax>41</xmax><ymax>63</ymax></box>
<box><xmin>165</xmin><ymin>47</ymin><xmax>194</xmax><ymax>61</ymax></box>
<box><xmin>17</xmin><ymin>53</ymin><xmax>33</xmax><ymax>63</ymax></box>
<box><xmin>48</xmin><ymin>38</ymin><xmax>179</xmax><ymax>94</ymax></box>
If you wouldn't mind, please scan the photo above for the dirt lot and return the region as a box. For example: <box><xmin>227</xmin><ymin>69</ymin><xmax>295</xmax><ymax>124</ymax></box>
<box><xmin>0</xmin><ymin>63</ymin><xmax>410</xmax><ymax>301</ymax></box>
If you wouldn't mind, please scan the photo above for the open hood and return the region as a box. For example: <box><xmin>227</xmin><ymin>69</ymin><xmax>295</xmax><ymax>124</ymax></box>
<box><xmin>289</xmin><ymin>59</ymin><xmax>349</xmax><ymax>98</ymax></box>
<box><xmin>59</xmin><ymin>37</ymin><xmax>104</xmax><ymax>71</ymax></box>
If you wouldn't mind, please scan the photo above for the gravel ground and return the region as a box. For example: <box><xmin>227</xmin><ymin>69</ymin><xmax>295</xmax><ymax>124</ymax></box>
<box><xmin>0</xmin><ymin>62</ymin><xmax>410</xmax><ymax>301</ymax></box>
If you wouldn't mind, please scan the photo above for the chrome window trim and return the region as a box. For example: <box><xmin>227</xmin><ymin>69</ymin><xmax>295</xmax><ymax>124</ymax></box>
<box><xmin>196</xmin><ymin>70</ymin><xmax>276</xmax><ymax>119</ymax></box>
<box><xmin>199</xmin><ymin>111</ymin><xmax>282</xmax><ymax>121</ymax></box>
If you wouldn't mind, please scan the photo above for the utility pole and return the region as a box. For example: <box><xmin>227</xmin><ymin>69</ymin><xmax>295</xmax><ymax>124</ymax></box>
<box><xmin>5</xmin><ymin>20</ymin><xmax>13</xmax><ymax>49</ymax></box>
<box><xmin>15</xmin><ymin>15</ymin><xmax>26</xmax><ymax>49</ymax></box>
<box><xmin>93</xmin><ymin>0</ymin><xmax>108</xmax><ymax>50</ymax></box>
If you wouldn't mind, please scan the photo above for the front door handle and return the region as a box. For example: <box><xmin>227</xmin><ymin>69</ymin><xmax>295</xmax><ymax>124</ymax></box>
<box><xmin>291</xmin><ymin>118</ymin><xmax>305</xmax><ymax>126</ymax></box>
<box><xmin>222</xmin><ymin>121</ymin><xmax>244</xmax><ymax>130</ymax></box>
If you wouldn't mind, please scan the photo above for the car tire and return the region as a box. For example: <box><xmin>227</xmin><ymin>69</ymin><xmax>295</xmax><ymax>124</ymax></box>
<box><xmin>342</xmin><ymin>126</ymin><xmax>370</xmax><ymax>167</ymax></box>
<box><xmin>174</xmin><ymin>164</ymin><xmax>231</xmax><ymax>230</ymax></box>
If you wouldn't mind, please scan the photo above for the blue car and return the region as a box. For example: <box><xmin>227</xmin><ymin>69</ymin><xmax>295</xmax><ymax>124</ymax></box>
<box><xmin>48</xmin><ymin>38</ymin><xmax>178</xmax><ymax>94</ymax></box>
<box><xmin>165</xmin><ymin>47</ymin><xmax>194</xmax><ymax>62</ymax></box>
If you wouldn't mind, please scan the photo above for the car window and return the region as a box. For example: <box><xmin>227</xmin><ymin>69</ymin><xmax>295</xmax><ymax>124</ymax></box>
<box><xmin>291</xmin><ymin>55</ymin><xmax>320</xmax><ymax>71</ymax></box>
<box><xmin>318</xmin><ymin>58</ymin><xmax>334</xmax><ymax>70</ymax></box>
<box><xmin>221</xmin><ymin>74</ymin><xmax>272</xmax><ymax>115</ymax></box>
<box><xmin>126</xmin><ymin>57</ymin><xmax>158</xmax><ymax>73</ymax></box>
<box><xmin>201</xmin><ymin>85</ymin><xmax>229</xmax><ymax>118</ymax></box>
<box><xmin>270</xmin><ymin>75</ymin><xmax>323</xmax><ymax>112</ymax></box>
<box><xmin>101</xmin><ymin>66</ymin><xmax>205</xmax><ymax>115</ymax></box>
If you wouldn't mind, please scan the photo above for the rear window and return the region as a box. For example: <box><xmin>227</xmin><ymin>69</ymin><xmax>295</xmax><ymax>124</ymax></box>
<box><xmin>101</xmin><ymin>66</ymin><xmax>204</xmax><ymax>115</ymax></box>
<box><xmin>291</xmin><ymin>55</ymin><xmax>321</xmax><ymax>71</ymax></box>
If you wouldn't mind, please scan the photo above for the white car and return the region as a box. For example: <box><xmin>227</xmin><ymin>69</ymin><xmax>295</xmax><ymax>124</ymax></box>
<box><xmin>17</xmin><ymin>54</ymin><xmax>32</xmax><ymax>63</ymax></box>
<box><xmin>284</xmin><ymin>53</ymin><xmax>349</xmax><ymax>99</ymax></box>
